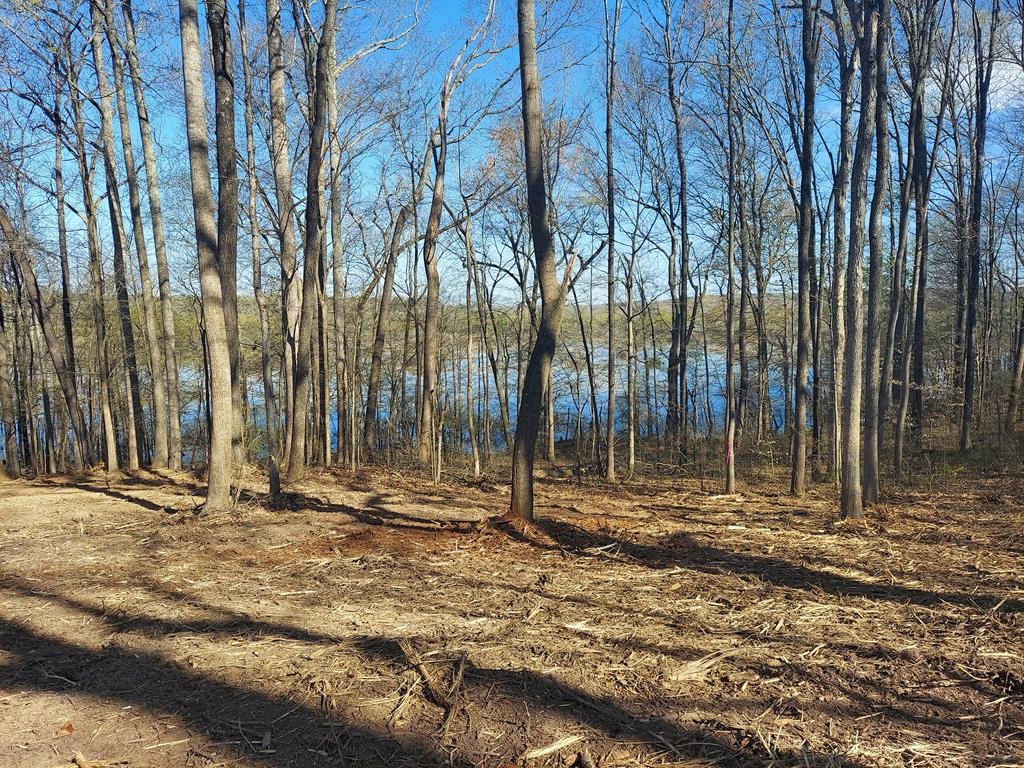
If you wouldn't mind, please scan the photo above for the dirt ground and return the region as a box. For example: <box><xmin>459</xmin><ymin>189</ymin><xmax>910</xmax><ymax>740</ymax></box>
<box><xmin>0</xmin><ymin>465</ymin><xmax>1021</xmax><ymax>768</ymax></box>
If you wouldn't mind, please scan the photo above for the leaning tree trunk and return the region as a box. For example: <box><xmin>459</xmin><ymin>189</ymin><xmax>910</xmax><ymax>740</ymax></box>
<box><xmin>0</xmin><ymin>207</ymin><xmax>92</xmax><ymax>471</ymax></box>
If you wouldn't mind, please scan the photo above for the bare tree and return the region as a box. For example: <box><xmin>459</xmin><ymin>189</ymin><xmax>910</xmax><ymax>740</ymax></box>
<box><xmin>604</xmin><ymin>0</ymin><xmax>622</xmax><ymax>481</ymax></box>
<box><xmin>0</xmin><ymin>206</ymin><xmax>92</xmax><ymax>471</ymax></box>
<box><xmin>509</xmin><ymin>0</ymin><xmax>572</xmax><ymax>520</ymax></box>
<box><xmin>863</xmin><ymin>0</ymin><xmax>890</xmax><ymax>503</ymax></box>
<box><xmin>121</xmin><ymin>0</ymin><xmax>183</xmax><ymax>469</ymax></box>
<box><xmin>102</xmin><ymin>0</ymin><xmax>169</xmax><ymax>469</ymax></box>
<box><xmin>207</xmin><ymin>0</ymin><xmax>243</xmax><ymax>464</ymax></box>
<box><xmin>960</xmin><ymin>0</ymin><xmax>1001</xmax><ymax>450</ymax></box>
<box><xmin>839</xmin><ymin>0</ymin><xmax>880</xmax><ymax>520</ymax></box>
<box><xmin>287</xmin><ymin>0</ymin><xmax>339</xmax><ymax>482</ymax></box>
<box><xmin>791</xmin><ymin>0</ymin><xmax>819</xmax><ymax>495</ymax></box>
<box><xmin>179</xmin><ymin>0</ymin><xmax>233</xmax><ymax>509</ymax></box>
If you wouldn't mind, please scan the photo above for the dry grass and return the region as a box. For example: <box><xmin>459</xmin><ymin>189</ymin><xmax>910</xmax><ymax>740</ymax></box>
<box><xmin>0</xmin><ymin>465</ymin><xmax>1021</xmax><ymax>767</ymax></box>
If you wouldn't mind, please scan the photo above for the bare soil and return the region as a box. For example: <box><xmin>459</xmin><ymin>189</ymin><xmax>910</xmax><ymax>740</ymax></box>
<box><xmin>0</xmin><ymin>466</ymin><xmax>1021</xmax><ymax>767</ymax></box>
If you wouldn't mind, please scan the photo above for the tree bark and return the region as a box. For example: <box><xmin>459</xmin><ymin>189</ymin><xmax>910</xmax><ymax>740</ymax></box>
<box><xmin>509</xmin><ymin>0</ymin><xmax>569</xmax><ymax>520</ymax></box>
<box><xmin>121</xmin><ymin>0</ymin><xmax>182</xmax><ymax>469</ymax></box>
<box><xmin>724</xmin><ymin>0</ymin><xmax>738</xmax><ymax>494</ymax></box>
<box><xmin>267</xmin><ymin>0</ymin><xmax>300</xmax><ymax>449</ymax></box>
<box><xmin>959</xmin><ymin>0</ymin><xmax>1000</xmax><ymax>451</ymax></box>
<box><xmin>240</xmin><ymin>0</ymin><xmax>280</xmax><ymax>498</ymax></box>
<box><xmin>839</xmin><ymin>0</ymin><xmax>879</xmax><ymax>520</ymax></box>
<box><xmin>179</xmin><ymin>0</ymin><xmax>234</xmax><ymax>509</ymax></box>
<box><xmin>103</xmin><ymin>0</ymin><xmax>169</xmax><ymax>469</ymax></box>
<box><xmin>418</xmin><ymin>122</ymin><xmax>447</xmax><ymax>468</ymax></box>
<box><xmin>287</xmin><ymin>0</ymin><xmax>338</xmax><ymax>482</ymax></box>
<box><xmin>604</xmin><ymin>0</ymin><xmax>620</xmax><ymax>482</ymax></box>
<box><xmin>863</xmin><ymin>0</ymin><xmax>890</xmax><ymax>504</ymax></box>
<box><xmin>66</xmin><ymin>50</ymin><xmax>119</xmax><ymax>471</ymax></box>
<box><xmin>207</xmin><ymin>0</ymin><xmax>244</xmax><ymax>465</ymax></box>
<box><xmin>791</xmin><ymin>0</ymin><xmax>818</xmax><ymax>496</ymax></box>
<box><xmin>0</xmin><ymin>207</ymin><xmax>93</xmax><ymax>471</ymax></box>
<box><xmin>89</xmin><ymin>0</ymin><xmax>145</xmax><ymax>470</ymax></box>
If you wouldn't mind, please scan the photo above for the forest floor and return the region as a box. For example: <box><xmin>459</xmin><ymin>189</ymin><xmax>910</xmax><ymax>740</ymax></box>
<box><xmin>0</xmin><ymin>464</ymin><xmax>1021</xmax><ymax>768</ymax></box>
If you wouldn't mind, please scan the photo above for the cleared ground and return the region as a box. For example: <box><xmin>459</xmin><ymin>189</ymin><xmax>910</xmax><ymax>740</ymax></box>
<box><xmin>0</xmin><ymin>466</ymin><xmax>1021</xmax><ymax>767</ymax></box>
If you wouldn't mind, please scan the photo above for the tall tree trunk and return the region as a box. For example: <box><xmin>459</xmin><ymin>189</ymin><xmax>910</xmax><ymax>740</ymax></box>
<box><xmin>121</xmin><ymin>0</ymin><xmax>182</xmax><ymax>470</ymax></box>
<box><xmin>960</xmin><ymin>0</ymin><xmax>1000</xmax><ymax>451</ymax></box>
<box><xmin>724</xmin><ymin>0</ymin><xmax>738</xmax><ymax>494</ymax></box>
<box><xmin>104</xmin><ymin>0</ymin><xmax>169</xmax><ymax>469</ymax></box>
<box><xmin>662</xmin><ymin>0</ymin><xmax>692</xmax><ymax>463</ymax></box>
<box><xmin>419</xmin><ymin>121</ymin><xmax>447</xmax><ymax>468</ymax></box>
<box><xmin>840</xmin><ymin>0</ymin><xmax>879</xmax><ymax>521</ymax></box>
<box><xmin>604</xmin><ymin>0</ymin><xmax>620</xmax><ymax>481</ymax></box>
<box><xmin>509</xmin><ymin>0</ymin><xmax>570</xmax><ymax>520</ymax></box>
<box><xmin>829</xmin><ymin>2</ymin><xmax>854</xmax><ymax>487</ymax></box>
<box><xmin>626</xmin><ymin>244</ymin><xmax>636</xmax><ymax>478</ymax></box>
<box><xmin>89</xmin><ymin>0</ymin><xmax>145</xmax><ymax>469</ymax></box>
<box><xmin>67</xmin><ymin>51</ymin><xmax>118</xmax><ymax>471</ymax></box>
<box><xmin>863</xmin><ymin>0</ymin><xmax>889</xmax><ymax>504</ymax></box>
<box><xmin>267</xmin><ymin>0</ymin><xmax>300</xmax><ymax>449</ymax></box>
<box><xmin>879</xmin><ymin>101</ymin><xmax>914</xmax><ymax>460</ymax></box>
<box><xmin>179</xmin><ymin>0</ymin><xmax>234</xmax><ymax>509</ymax></box>
<box><xmin>287</xmin><ymin>0</ymin><xmax>338</xmax><ymax>482</ymax></box>
<box><xmin>462</xmin><ymin>211</ymin><xmax>482</xmax><ymax>479</ymax></box>
<box><xmin>52</xmin><ymin>71</ymin><xmax>77</xmax><ymax>393</ymax></box>
<box><xmin>791</xmin><ymin>0</ymin><xmax>818</xmax><ymax>496</ymax></box>
<box><xmin>207</xmin><ymin>0</ymin><xmax>243</xmax><ymax>465</ymax></box>
<box><xmin>240</xmin><ymin>0</ymin><xmax>280</xmax><ymax>498</ymax></box>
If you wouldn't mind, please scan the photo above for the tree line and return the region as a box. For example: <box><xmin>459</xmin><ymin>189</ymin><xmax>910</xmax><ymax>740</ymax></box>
<box><xmin>0</xmin><ymin>0</ymin><xmax>1021</xmax><ymax>519</ymax></box>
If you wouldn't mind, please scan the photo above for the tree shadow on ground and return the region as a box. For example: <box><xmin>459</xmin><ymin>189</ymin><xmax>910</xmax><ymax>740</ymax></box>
<box><xmin>0</xmin><ymin>616</ymin><xmax>464</xmax><ymax>768</ymax></box>
<box><xmin>31</xmin><ymin>477</ymin><xmax>485</xmax><ymax>530</ymax></box>
<box><xmin>37</xmin><ymin>478</ymin><xmax>171</xmax><ymax>512</ymax></box>
<box><xmin>354</xmin><ymin>634</ymin><xmax>869</xmax><ymax>767</ymax></box>
<box><xmin>504</xmin><ymin>518</ymin><xmax>1024</xmax><ymax>614</ymax></box>
<box><xmin>285</xmin><ymin>491</ymin><xmax>486</xmax><ymax>532</ymax></box>
<box><xmin>411</xmin><ymin>564</ymin><xmax>1015</xmax><ymax>737</ymax></box>
<box><xmin>1</xmin><ymin>571</ymin><xmax>344</xmax><ymax>647</ymax></box>
<box><xmin>0</xmin><ymin>576</ymin><xmax>870</xmax><ymax>767</ymax></box>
